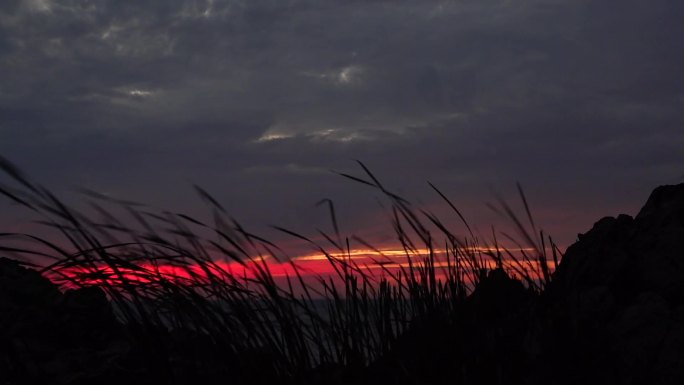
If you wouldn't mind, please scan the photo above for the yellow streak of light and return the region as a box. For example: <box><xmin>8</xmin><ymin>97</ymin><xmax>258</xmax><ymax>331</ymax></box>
<box><xmin>293</xmin><ymin>246</ymin><xmax>537</xmax><ymax>262</ymax></box>
<box><xmin>355</xmin><ymin>259</ymin><xmax>547</xmax><ymax>271</ymax></box>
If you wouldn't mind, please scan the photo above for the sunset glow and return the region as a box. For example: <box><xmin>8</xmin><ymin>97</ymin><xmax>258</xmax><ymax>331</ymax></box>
<box><xmin>53</xmin><ymin>245</ymin><xmax>550</xmax><ymax>290</ymax></box>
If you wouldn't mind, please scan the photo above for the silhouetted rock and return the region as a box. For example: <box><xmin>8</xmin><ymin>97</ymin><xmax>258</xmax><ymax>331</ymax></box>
<box><xmin>636</xmin><ymin>183</ymin><xmax>684</xmax><ymax>227</ymax></box>
<box><xmin>543</xmin><ymin>183</ymin><xmax>684</xmax><ymax>385</ymax></box>
<box><xmin>0</xmin><ymin>257</ymin><xmax>61</xmax><ymax>309</ymax></box>
<box><xmin>0</xmin><ymin>257</ymin><xmax>126</xmax><ymax>385</ymax></box>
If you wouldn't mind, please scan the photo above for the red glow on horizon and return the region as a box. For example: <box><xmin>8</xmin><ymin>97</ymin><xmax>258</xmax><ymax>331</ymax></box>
<box><xmin>51</xmin><ymin>244</ymin><xmax>550</xmax><ymax>291</ymax></box>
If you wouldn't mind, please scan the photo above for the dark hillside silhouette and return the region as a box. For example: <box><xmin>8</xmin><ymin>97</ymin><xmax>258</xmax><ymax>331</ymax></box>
<box><xmin>540</xmin><ymin>183</ymin><xmax>684</xmax><ymax>385</ymax></box>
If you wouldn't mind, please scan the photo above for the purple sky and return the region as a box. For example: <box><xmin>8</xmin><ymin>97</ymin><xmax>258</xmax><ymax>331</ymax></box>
<box><xmin>1</xmin><ymin>0</ymin><xmax>683</xmax><ymax>252</ymax></box>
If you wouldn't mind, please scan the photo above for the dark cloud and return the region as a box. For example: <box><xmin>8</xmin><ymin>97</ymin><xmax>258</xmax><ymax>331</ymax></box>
<box><xmin>1</xmin><ymin>0</ymin><xmax>683</xmax><ymax>248</ymax></box>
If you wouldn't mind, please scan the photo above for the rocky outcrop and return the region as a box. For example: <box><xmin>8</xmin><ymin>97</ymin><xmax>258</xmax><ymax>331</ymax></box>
<box><xmin>542</xmin><ymin>183</ymin><xmax>684</xmax><ymax>385</ymax></box>
<box><xmin>0</xmin><ymin>257</ymin><xmax>125</xmax><ymax>385</ymax></box>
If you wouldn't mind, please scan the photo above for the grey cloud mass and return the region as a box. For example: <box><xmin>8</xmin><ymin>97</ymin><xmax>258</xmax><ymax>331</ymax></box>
<box><xmin>1</xmin><ymin>0</ymin><xmax>683</xmax><ymax>248</ymax></box>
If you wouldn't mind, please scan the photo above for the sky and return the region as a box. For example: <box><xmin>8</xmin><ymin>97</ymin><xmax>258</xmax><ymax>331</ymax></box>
<box><xmin>1</xmin><ymin>0</ymin><xmax>683</xmax><ymax>255</ymax></box>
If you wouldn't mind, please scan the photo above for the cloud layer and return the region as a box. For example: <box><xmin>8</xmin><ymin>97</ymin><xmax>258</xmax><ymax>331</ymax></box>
<box><xmin>1</xmin><ymin>0</ymin><xmax>683</xmax><ymax>247</ymax></box>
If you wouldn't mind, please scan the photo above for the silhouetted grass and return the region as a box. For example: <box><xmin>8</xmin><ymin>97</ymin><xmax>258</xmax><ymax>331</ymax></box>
<box><xmin>0</xmin><ymin>156</ymin><xmax>560</xmax><ymax>383</ymax></box>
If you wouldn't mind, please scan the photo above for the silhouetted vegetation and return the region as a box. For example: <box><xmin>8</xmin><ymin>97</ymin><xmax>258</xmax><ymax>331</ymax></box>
<box><xmin>2</xmin><ymin>156</ymin><xmax>683</xmax><ymax>384</ymax></box>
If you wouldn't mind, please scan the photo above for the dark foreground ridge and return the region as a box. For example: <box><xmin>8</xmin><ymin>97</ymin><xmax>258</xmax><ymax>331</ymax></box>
<box><xmin>2</xmin><ymin>184</ymin><xmax>684</xmax><ymax>384</ymax></box>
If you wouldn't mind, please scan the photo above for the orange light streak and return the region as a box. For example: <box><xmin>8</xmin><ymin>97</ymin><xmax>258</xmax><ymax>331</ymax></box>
<box><xmin>51</xmin><ymin>245</ymin><xmax>550</xmax><ymax>288</ymax></box>
<box><xmin>293</xmin><ymin>246</ymin><xmax>536</xmax><ymax>261</ymax></box>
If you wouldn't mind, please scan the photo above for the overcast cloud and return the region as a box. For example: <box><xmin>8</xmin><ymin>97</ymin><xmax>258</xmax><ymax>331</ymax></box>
<box><xmin>1</xmin><ymin>0</ymin><xmax>683</xmax><ymax>248</ymax></box>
